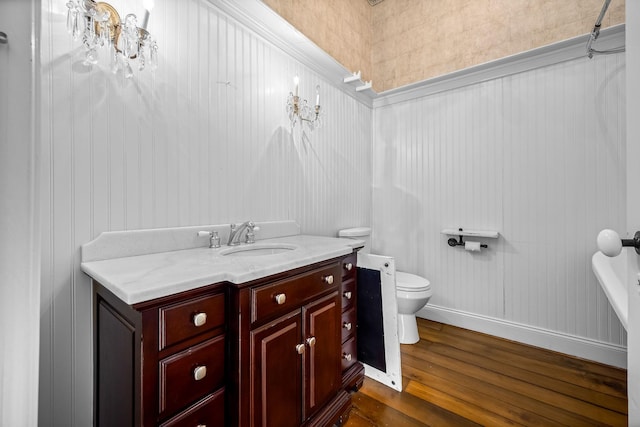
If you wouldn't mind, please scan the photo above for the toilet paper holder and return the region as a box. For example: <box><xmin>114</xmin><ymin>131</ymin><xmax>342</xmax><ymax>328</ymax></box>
<box><xmin>442</xmin><ymin>227</ymin><xmax>499</xmax><ymax>249</ymax></box>
<box><xmin>447</xmin><ymin>233</ymin><xmax>488</xmax><ymax>249</ymax></box>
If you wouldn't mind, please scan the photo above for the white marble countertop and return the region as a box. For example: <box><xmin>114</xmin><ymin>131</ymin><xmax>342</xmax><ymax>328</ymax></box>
<box><xmin>81</xmin><ymin>222</ymin><xmax>362</xmax><ymax>305</ymax></box>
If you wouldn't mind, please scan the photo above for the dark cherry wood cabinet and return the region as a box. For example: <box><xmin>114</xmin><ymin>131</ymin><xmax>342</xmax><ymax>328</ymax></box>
<box><xmin>340</xmin><ymin>253</ymin><xmax>365</xmax><ymax>391</ymax></box>
<box><xmin>248</xmin><ymin>291</ymin><xmax>342</xmax><ymax>427</ymax></box>
<box><xmin>250</xmin><ymin>310</ymin><xmax>303</xmax><ymax>427</ymax></box>
<box><xmin>93</xmin><ymin>252</ymin><xmax>363</xmax><ymax>426</ymax></box>
<box><xmin>94</xmin><ymin>282</ymin><xmax>227</xmax><ymax>427</ymax></box>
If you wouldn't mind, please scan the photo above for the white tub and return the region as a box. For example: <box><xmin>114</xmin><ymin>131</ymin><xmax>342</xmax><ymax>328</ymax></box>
<box><xmin>592</xmin><ymin>247</ymin><xmax>640</xmax><ymax>330</ymax></box>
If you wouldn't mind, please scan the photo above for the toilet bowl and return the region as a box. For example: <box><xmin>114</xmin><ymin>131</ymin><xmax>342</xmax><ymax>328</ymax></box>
<box><xmin>395</xmin><ymin>271</ymin><xmax>432</xmax><ymax>344</ymax></box>
<box><xmin>338</xmin><ymin>227</ymin><xmax>432</xmax><ymax>344</ymax></box>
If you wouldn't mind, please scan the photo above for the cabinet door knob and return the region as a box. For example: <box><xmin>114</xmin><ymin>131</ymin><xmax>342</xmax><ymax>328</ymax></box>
<box><xmin>344</xmin><ymin>262</ymin><xmax>353</xmax><ymax>271</ymax></box>
<box><xmin>342</xmin><ymin>353</ymin><xmax>352</xmax><ymax>362</ymax></box>
<box><xmin>193</xmin><ymin>312</ymin><xmax>207</xmax><ymax>327</ymax></box>
<box><xmin>193</xmin><ymin>365</ymin><xmax>207</xmax><ymax>381</ymax></box>
<box><xmin>343</xmin><ymin>291</ymin><xmax>352</xmax><ymax>300</ymax></box>
<box><xmin>274</xmin><ymin>293</ymin><xmax>286</xmax><ymax>305</ymax></box>
<box><xmin>323</xmin><ymin>275</ymin><xmax>334</xmax><ymax>285</ymax></box>
<box><xmin>343</xmin><ymin>322</ymin><xmax>352</xmax><ymax>331</ymax></box>
<box><xmin>296</xmin><ymin>344</ymin><xmax>305</xmax><ymax>355</ymax></box>
<box><xmin>306</xmin><ymin>336</ymin><xmax>316</xmax><ymax>347</ymax></box>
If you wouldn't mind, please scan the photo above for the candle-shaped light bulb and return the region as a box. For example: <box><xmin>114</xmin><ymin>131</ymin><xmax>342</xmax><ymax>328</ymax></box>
<box><xmin>141</xmin><ymin>0</ymin><xmax>155</xmax><ymax>29</ymax></box>
<box><xmin>315</xmin><ymin>85</ymin><xmax>320</xmax><ymax>105</ymax></box>
<box><xmin>294</xmin><ymin>76</ymin><xmax>299</xmax><ymax>97</ymax></box>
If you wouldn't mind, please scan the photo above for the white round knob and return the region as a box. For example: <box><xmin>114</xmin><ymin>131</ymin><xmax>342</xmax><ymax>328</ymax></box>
<box><xmin>342</xmin><ymin>353</ymin><xmax>352</xmax><ymax>361</ymax></box>
<box><xmin>324</xmin><ymin>275</ymin><xmax>334</xmax><ymax>285</ymax></box>
<box><xmin>343</xmin><ymin>291</ymin><xmax>352</xmax><ymax>300</ymax></box>
<box><xmin>344</xmin><ymin>263</ymin><xmax>353</xmax><ymax>271</ymax></box>
<box><xmin>274</xmin><ymin>293</ymin><xmax>286</xmax><ymax>305</ymax></box>
<box><xmin>193</xmin><ymin>312</ymin><xmax>207</xmax><ymax>327</ymax></box>
<box><xmin>193</xmin><ymin>365</ymin><xmax>207</xmax><ymax>381</ymax></box>
<box><xmin>343</xmin><ymin>322</ymin><xmax>352</xmax><ymax>331</ymax></box>
<box><xmin>597</xmin><ymin>229</ymin><xmax>622</xmax><ymax>257</ymax></box>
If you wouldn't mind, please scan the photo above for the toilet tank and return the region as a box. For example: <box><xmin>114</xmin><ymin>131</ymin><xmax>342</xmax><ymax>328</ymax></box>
<box><xmin>338</xmin><ymin>227</ymin><xmax>371</xmax><ymax>254</ymax></box>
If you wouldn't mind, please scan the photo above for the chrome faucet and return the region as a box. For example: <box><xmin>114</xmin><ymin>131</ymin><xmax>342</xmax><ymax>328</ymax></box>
<box><xmin>227</xmin><ymin>221</ymin><xmax>258</xmax><ymax>246</ymax></box>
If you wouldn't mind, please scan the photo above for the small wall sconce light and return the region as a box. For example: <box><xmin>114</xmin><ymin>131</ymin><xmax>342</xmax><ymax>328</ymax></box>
<box><xmin>286</xmin><ymin>76</ymin><xmax>322</xmax><ymax>131</ymax></box>
<box><xmin>66</xmin><ymin>0</ymin><xmax>158</xmax><ymax>78</ymax></box>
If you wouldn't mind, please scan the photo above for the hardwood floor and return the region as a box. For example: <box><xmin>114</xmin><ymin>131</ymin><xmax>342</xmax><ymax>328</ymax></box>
<box><xmin>345</xmin><ymin>318</ymin><xmax>627</xmax><ymax>426</ymax></box>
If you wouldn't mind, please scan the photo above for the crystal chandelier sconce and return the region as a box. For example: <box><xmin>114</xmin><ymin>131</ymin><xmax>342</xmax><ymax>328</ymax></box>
<box><xmin>66</xmin><ymin>0</ymin><xmax>158</xmax><ymax>78</ymax></box>
<box><xmin>286</xmin><ymin>76</ymin><xmax>323</xmax><ymax>131</ymax></box>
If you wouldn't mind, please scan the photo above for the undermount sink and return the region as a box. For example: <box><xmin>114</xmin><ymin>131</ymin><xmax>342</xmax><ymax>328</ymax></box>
<box><xmin>219</xmin><ymin>243</ymin><xmax>298</xmax><ymax>257</ymax></box>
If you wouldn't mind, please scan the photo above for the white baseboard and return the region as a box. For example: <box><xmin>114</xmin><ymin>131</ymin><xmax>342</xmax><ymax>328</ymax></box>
<box><xmin>417</xmin><ymin>305</ymin><xmax>627</xmax><ymax>369</ymax></box>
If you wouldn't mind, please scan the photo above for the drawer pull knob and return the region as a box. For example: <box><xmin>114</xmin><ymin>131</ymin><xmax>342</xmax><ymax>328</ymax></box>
<box><xmin>196</xmin><ymin>425</ymin><xmax>207</xmax><ymax>427</ymax></box>
<box><xmin>296</xmin><ymin>344</ymin><xmax>305</xmax><ymax>355</ymax></box>
<box><xmin>193</xmin><ymin>312</ymin><xmax>207</xmax><ymax>327</ymax></box>
<box><xmin>274</xmin><ymin>293</ymin><xmax>287</xmax><ymax>305</ymax></box>
<box><xmin>343</xmin><ymin>291</ymin><xmax>352</xmax><ymax>300</ymax></box>
<box><xmin>324</xmin><ymin>275</ymin><xmax>334</xmax><ymax>285</ymax></box>
<box><xmin>343</xmin><ymin>322</ymin><xmax>352</xmax><ymax>331</ymax></box>
<box><xmin>193</xmin><ymin>365</ymin><xmax>207</xmax><ymax>381</ymax></box>
<box><xmin>306</xmin><ymin>336</ymin><xmax>316</xmax><ymax>347</ymax></box>
<box><xmin>344</xmin><ymin>262</ymin><xmax>353</xmax><ymax>271</ymax></box>
<box><xmin>342</xmin><ymin>353</ymin><xmax>352</xmax><ymax>362</ymax></box>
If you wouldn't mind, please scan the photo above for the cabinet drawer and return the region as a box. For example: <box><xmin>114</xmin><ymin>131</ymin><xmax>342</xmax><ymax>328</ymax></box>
<box><xmin>341</xmin><ymin>336</ymin><xmax>357</xmax><ymax>371</ymax></box>
<box><xmin>341</xmin><ymin>278</ymin><xmax>356</xmax><ymax>311</ymax></box>
<box><xmin>160</xmin><ymin>388</ymin><xmax>225</xmax><ymax>427</ymax></box>
<box><xmin>251</xmin><ymin>264</ymin><xmax>340</xmax><ymax>324</ymax></box>
<box><xmin>159</xmin><ymin>292</ymin><xmax>225</xmax><ymax>350</ymax></box>
<box><xmin>159</xmin><ymin>335</ymin><xmax>225</xmax><ymax>418</ymax></box>
<box><xmin>341</xmin><ymin>254</ymin><xmax>357</xmax><ymax>280</ymax></box>
<box><xmin>341</xmin><ymin>307</ymin><xmax>356</xmax><ymax>343</ymax></box>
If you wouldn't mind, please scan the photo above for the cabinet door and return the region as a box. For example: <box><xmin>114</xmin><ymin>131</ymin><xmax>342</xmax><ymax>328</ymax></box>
<box><xmin>250</xmin><ymin>310</ymin><xmax>303</xmax><ymax>427</ymax></box>
<box><xmin>303</xmin><ymin>292</ymin><xmax>341</xmax><ymax>419</ymax></box>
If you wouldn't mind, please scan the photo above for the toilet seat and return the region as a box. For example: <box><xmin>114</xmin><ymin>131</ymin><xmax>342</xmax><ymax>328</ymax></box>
<box><xmin>396</xmin><ymin>271</ymin><xmax>431</xmax><ymax>292</ymax></box>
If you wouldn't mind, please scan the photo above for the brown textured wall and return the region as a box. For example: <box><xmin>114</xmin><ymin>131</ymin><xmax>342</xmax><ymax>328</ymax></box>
<box><xmin>372</xmin><ymin>0</ymin><xmax>625</xmax><ymax>91</ymax></box>
<box><xmin>262</xmin><ymin>0</ymin><xmax>373</xmax><ymax>83</ymax></box>
<box><xmin>262</xmin><ymin>0</ymin><xmax>625</xmax><ymax>92</ymax></box>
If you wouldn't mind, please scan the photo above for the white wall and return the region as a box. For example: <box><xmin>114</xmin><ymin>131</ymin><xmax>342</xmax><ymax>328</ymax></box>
<box><xmin>372</xmin><ymin>50</ymin><xmax>627</xmax><ymax>357</ymax></box>
<box><xmin>38</xmin><ymin>0</ymin><xmax>372</xmax><ymax>425</ymax></box>
<box><xmin>0</xmin><ymin>1</ymin><xmax>41</xmax><ymax>426</ymax></box>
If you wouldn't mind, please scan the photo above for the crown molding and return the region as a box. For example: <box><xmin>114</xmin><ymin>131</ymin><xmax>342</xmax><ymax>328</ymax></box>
<box><xmin>207</xmin><ymin>0</ymin><xmax>376</xmax><ymax>108</ymax></box>
<box><xmin>374</xmin><ymin>24</ymin><xmax>625</xmax><ymax>108</ymax></box>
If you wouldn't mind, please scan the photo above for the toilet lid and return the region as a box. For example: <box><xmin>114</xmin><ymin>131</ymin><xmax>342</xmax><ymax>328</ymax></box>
<box><xmin>396</xmin><ymin>271</ymin><xmax>431</xmax><ymax>292</ymax></box>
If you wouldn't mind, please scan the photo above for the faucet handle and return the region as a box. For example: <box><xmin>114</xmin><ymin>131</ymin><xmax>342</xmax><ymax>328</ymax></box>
<box><xmin>197</xmin><ymin>230</ymin><xmax>220</xmax><ymax>248</ymax></box>
<box><xmin>246</xmin><ymin>224</ymin><xmax>260</xmax><ymax>244</ymax></box>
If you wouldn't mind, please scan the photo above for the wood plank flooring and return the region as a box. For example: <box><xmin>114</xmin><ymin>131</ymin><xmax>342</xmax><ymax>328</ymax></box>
<box><xmin>345</xmin><ymin>318</ymin><xmax>627</xmax><ymax>426</ymax></box>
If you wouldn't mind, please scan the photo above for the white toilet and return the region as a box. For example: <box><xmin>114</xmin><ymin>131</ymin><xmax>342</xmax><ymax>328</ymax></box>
<box><xmin>338</xmin><ymin>227</ymin><xmax>432</xmax><ymax>344</ymax></box>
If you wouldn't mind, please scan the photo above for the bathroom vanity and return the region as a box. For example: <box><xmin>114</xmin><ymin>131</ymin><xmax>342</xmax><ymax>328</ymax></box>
<box><xmin>82</xmin><ymin>222</ymin><xmax>364</xmax><ymax>427</ymax></box>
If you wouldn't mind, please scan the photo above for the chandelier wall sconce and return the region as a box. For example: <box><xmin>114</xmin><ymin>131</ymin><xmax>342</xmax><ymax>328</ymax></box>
<box><xmin>66</xmin><ymin>0</ymin><xmax>158</xmax><ymax>78</ymax></box>
<box><xmin>286</xmin><ymin>76</ymin><xmax>323</xmax><ymax>131</ymax></box>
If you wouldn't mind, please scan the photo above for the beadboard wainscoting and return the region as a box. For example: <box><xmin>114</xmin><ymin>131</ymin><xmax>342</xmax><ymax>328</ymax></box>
<box><xmin>372</xmin><ymin>50</ymin><xmax>627</xmax><ymax>366</ymax></box>
<box><xmin>39</xmin><ymin>1</ymin><xmax>372</xmax><ymax>425</ymax></box>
